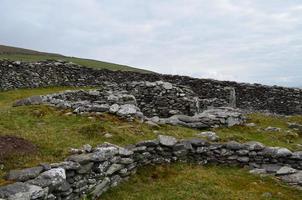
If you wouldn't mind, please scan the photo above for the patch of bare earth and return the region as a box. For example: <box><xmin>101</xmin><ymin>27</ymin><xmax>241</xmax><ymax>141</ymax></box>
<box><xmin>0</xmin><ymin>136</ymin><xmax>37</xmax><ymax>162</ymax></box>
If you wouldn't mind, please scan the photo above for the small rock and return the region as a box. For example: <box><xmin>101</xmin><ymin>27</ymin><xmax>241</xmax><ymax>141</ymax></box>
<box><xmin>197</xmin><ymin>131</ymin><xmax>219</xmax><ymax>141</ymax></box>
<box><xmin>276</xmin><ymin>166</ymin><xmax>297</xmax><ymax>175</ymax></box>
<box><xmin>82</xmin><ymin>144</ymin><xmax>93</xmax><ymax>153</ymax></box>
<box><xmin>265</xmin><ymin>126</ymin><xmax>281</xmax><ymax>132</ymax></box>
<box><xmin>106</xmin><ymin>164</ymin><xmax>124</xmax><ymax>175</ymax></box>
<box><xmin>249</xmin><ymin>169</ymin><xmax>267</xmax><ymax>175</ymax></box>
<box><xmin>109</xmin><ymin>104</ymin><xmax>120</xmax><ymax>113</ymax></box>
<box><xmin>158</xmin><ymin>135</ymin><xmax>177</xmax><ymax>147</ymax></box>
<box><xmin>246</xmin><ymin>123</ymin><xmax>256</xmax><ymax>127</ymax></box>
<box><xmin>145</xmin><ymin>121</ymin><xmax>160</xmax><ymax>128</ymax></box>
<box><xmin>116</xmin><ymin>104</ymin><xmax>139</xmax><ymax>117</ymax></box>
<box><xmin>162</xmin><ymin>82</ymin><xmax>173</xmax><ymax>90</ymax></box>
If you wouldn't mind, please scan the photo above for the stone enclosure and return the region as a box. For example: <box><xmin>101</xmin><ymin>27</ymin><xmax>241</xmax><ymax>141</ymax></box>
<box><xmin>0</xmin><ymin>135</ymin><xmax>302</xmax><ymax>200</ymax></box>
<box><xmin>1</xmin><ymin>60</ymin><xmax>302</xmax><ymax>199</ymax></box>
<box><xmin>1</xmin><ymin>60</ymin><xmax>302</xmax><ymax>115</ymax></box>
<box><xmin>13</xmin><ymin>82</ymin><xmax>246</xmax><ymax>129</ymax></box>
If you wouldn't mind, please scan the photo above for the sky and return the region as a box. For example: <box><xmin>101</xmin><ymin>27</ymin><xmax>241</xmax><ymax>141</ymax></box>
<box><xmin>1</xmin><ymin>0</ymin><xmax>302</xmax><ymax>87</ymax></box>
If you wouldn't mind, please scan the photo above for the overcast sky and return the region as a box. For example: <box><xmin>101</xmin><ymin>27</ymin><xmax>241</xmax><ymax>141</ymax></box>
<box><xmin>1</xmin><ymin>0</ymin><xmax>302</xmax><ymax>87</ymax></box>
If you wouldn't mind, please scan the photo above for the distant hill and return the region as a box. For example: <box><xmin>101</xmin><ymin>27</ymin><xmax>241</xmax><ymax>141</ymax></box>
<box><xmin>0</xmin><ymin>44</ymin><xmax>152</xmax><ymax>73</ymax></box>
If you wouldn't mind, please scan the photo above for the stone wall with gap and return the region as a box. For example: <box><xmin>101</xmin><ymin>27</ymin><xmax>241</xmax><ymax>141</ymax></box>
<box><xmin>0</xmin><ymin>135</ymin><xmax>301</xmax><ymax>200</ymax></box>
<box><xmin>1</xmin><ymin>60</ymin><xmax>302</xmax><ymax>115</ymax></box>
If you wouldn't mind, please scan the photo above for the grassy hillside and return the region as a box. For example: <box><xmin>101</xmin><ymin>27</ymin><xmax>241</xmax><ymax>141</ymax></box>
<box><xmin>0</xmin><ymin>44</ymin><xmax>152</xmax><ymax>73</ymax></box>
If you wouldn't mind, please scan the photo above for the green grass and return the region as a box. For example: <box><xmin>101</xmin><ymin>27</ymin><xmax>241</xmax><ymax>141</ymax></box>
<box><xmin>0</xmin><ymin>87</ymin><xmax>301</xmax><ymax>198</ymax></box>
<box><xmin>101</xmin><ymin>163</ymin><xmax>302</xmax><ymax>200</ymax></box>
<box><xmin>0</xmin><ymin>87</ymin><xmax>199</xmax><ymax>184</ymax></box>
<box><xmin>215</xmin><ymin>114</ymin><xmax>302</xmax><ymax>151</ymax></box>
<box><xmin>0</xmin><ymin>53</ymin><xmax>152</xmax><ymax>73</ymax></box>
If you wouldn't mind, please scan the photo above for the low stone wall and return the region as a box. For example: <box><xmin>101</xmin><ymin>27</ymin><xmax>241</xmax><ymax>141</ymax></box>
<box><xmin>1</xmin><ymin>135</ymin><xmax>301</xmax><ymax>200</ymax></box>
<box><xmin>1</xmin><ymin>60</ymin><xmax>302</xmax><ymax>115</ymax></box>
<box><xmin>13</xmin><ymin>89</ymin><xmax>246</xmax><ymax>129</ymax></box>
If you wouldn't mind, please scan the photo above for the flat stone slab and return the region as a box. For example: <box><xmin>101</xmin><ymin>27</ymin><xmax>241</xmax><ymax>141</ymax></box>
<box><xmin>158</xmin><ymin>135</ymin><xmax>177</xmax><ymax>147</ymax></box>
<box><xmin>0</xmin><ymin>182</ymin><xmax>46</xmax><ymax>200</ymax></box>
<box><xmin>6</xmin><ymin>166</ymin><xmax>43</xmax><ymax>182</ymax></box>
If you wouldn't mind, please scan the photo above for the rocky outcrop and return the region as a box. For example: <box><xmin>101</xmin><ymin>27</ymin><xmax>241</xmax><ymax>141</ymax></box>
<box><xmin>0</xmin><ymin>135</ymin><xmax>302</xmax><ymax>200</ymax></box>
<box><xmin>1</xmin><ymin>60</ymin><xmax>302</xmax><ymax>115</ymax></box>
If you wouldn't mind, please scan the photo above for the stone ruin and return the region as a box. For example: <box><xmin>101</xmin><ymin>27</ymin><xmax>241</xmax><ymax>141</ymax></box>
<box><xmin>0</xmin><ymin>135</ymin><xmax>301</xmax><ymax>200</ymax></box>
<box><xmin>2</xmin><ymin>60</ymin><xmax>302</xmax><ymax>115</ymax></box>
<box><xmin>14</xmin><ymin>81</ymin><xmax>246</xmax><ymax>129</ymax></box>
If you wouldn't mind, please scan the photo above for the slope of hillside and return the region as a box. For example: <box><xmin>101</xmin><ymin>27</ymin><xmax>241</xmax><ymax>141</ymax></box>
<box><xmin>0</xmin><ymin>44</ymin><xmax>152</xmax><ymax>73</ymax></box>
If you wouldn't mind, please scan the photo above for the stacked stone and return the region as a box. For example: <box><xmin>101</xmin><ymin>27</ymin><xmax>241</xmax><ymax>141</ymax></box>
<box><xmin>1</xmin><ymin>135</ymin><xmax>302</xmax><ymax>200</ymax></box>
<box><xmin>13</xmin><ymin>89</ymin><xmax>246</xmax><ymax>129</ymax></box>
<box><xmin>1</xmin><ymin>60</ymin><xmax>302</xmax><ymax>115</ymax></box>
<box><xmin>121</xmin><ymin>81</ymin><xmax>200</xmax><ymax>117</ymax></box>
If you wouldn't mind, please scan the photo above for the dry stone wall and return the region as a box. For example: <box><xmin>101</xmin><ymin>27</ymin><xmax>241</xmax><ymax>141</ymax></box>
<box><xmin>1</xmin><ymin>60</ymin><xmax>302</xmax><ymax>115</ymax></box>
<box><xmin>0</xmin><ymin>135</ymin><xmax>302</xmax><ymax>200</ymax></box>
<box><xmin>13</xmin><ymin>88</ymin><xmax>246</xmax><ymax>129</ymax></box>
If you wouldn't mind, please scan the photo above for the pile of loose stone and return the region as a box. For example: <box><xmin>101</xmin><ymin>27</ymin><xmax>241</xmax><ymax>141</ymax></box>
<box><xmin>0</xmin><ymin>135</ymin><xmax>301</xmax><ymax>200</ymax></box>
<box><xmin>13</xmin><ymin>83</ymin><xmax>246</xmax><ymax>129</ymax></box>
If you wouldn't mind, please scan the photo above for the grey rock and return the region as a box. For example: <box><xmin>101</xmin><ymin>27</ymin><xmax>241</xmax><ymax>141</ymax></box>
<box><xmin>225</xmin><ymin>141</ymin><xmax>243</xmax><ymax>150</ymax></box>
<box><xmin>109</xmin><ymin>104</ymin><xmax>120</xmax><ymax>113</ymax></box>
<box><xmin>0</xmin><ymin>182</ymin><xmax>46</xmax><ymax>200</ymax></box>
<box><xmin>106</xmin><ymin>164</ymin><xmax>124</xmax><ymax>175</ymax></box>
<box><xmin>291</xmin><ymin>151</ymin><xmax>302</xmax><ymax>160</ymax></box>
<box><xmin>279</xmin><ymin>171</ymin><xmax>302</xmax><ymax>185</ymax></box>
<box><xmin>276</xmin><ymin>166</ymin><xmax>297</xmax><ymax>175</ymax></box>
<box><xmin>77</xmin><ymin>162</ymin><xmax>94</xmax><ymax>174</ymax></box>
<box><xmin>145</xmin><ymin>121</ymin><xmax>160</xmax><ymax>128</ymax></box>
<box><xmin>197</xmin><ymin>131</ymin><xmax>219</xmax><ymax>141</ymax></box>
<box><xmin>243</xmin><ymin>141</ymin><xmax>265</xmax><ymax>151</ymax></box>
<box><xmin>249</xmin><ymin>169</ymin><xmax>267</xmax><ymax>175</ymax></box>
<box><xmin>6</xmin><ymin>166</ymin><xmax>43</xmax><ymax>182</ymax></box>
<box><xmin>82</xmin><ymin>144</ymin><xmax>93</xmax><ymax>153</ymax></box>
<box><xmin>116</xmin><ymin>104</ymin><xmax>139</xmax><ymax>116</ymax></box>
<box><xmin>90</xmin><ymin>177</ymin><xmax>110</xmax><ymax>198</ymax></box>
<box><xmin>264</xmin><ymin>126</ymin><xmax>281</xmax><ymax>132</ymax></box>
<box><xmin>261</xmin><ymin>164</ymin><xmax>282</xmax><ymax>173</ymax></box>
<box><xmin>158</xmin><ymin>135</ymin><xmax>177</xmax><ymax>147</ymax></box>
<box><xmin>276</xmin><ymin>148</ymin><xmax>292</xmax><ymax>157</ymax></box>
<box><xmin>162</xmin><ymin>82</ymin><xmax>173</xmax><ymax>90</ymax></box>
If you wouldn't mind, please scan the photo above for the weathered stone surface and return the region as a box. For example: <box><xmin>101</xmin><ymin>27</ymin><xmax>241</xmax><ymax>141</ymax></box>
<box><xmin>243</xmin><ymin>141</ymin><xmax>265</xmax><ymax>151</ymax></box>
<box><xmin>90</xmin><ymin>178</ymin><xmax>110</xmax><ymax>198</ymax></box>
<box><xmin>6</xmin><ymin>167</ymin><xmax>43</xmax><ymax>182</ymax></box>
<box><xmin>264</xmin><ymin>126</ymin><xmax>281</xmax><ymax>132</ymax></box>
<box><xmin>226</xmin><ymin>141</ymin><xmax>243</xmax><ymax>150</ymax></box>
<box><xmin>197</xmin><ymin>131</ymin><xmax>219</xmax><ymax>141</ymax></box>
<box><xmin>116</xmin><ymin>104</ymin><xmax>139</xmax><ymax>117</ymax></box>
<box><xmin>1</xmin><ymin>135</ymin><xmax>302</xmax><ymax>199</ymax></box>
<box><xmin>158</xmin><ymin>135</ymin><xmax>177</xmax><ymax>147</ymax></box>
<box><xmin>106</xmin><ymin>164</ymin><xmax>124</xmax><ymax>175</ymax></box>
<box><xmin>0</xmin><ymin>182</ymin><xmax>46</xmax><ymax>200</ymax></box>
<box><xmin>2</xmin><ymin>60</ymin><xmax>302</xmax><ymax>116</ymax></box>
<box><xmin>279</xmin><ymin>171</ymin><xmax>302</xmax><ymax>185</ymax></box>
<box><xmin>276</xmin><ymin>166</ymin><xmax>297</xmax><ymax>175</ymax></box>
